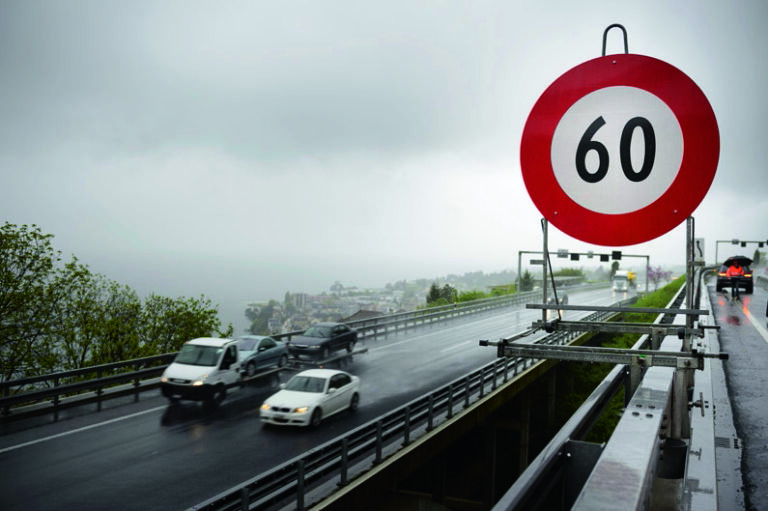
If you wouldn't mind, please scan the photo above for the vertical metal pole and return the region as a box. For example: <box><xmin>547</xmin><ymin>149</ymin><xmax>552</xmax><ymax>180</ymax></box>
<box><xmin>542</xmin><ymin>219</ymin><xmax>549</xmax><ymax>325</ymax></box>
<box><xmin>517</xmin><ymin>251</ymin><xmax>522</xmax><ymax>295</ymax></box>
<box><xmin>685</xmin><ymin>217</ymin><xmax>695</xmax><ymax>352</ymax></box>
<box><xmin>679</xmin><ymin>216</ymin><xmax>695</xmax><ymax>439</ymax></box>
<box><xmin>645</xmin><ymin>256</ymin><xmax>650</xmax><ymax>294</ymax></box>
<box><xmin>447</xmin><ymin>384</ymin><xmax>454</xmax><ymax>419</ymax></box>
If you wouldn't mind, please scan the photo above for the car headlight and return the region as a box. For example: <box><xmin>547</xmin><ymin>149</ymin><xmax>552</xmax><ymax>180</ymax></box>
<box><xmin>192</xmin><ymin>374</ymin><xmax>208</xmax><ymax>386</ymax></box>
<box><xmin>308</xmin><ymin>345</ymin><xmax>321</xmax><ymax>350</ymax></box>
<box><xmin>260</xmin><ymin>403</ymin><xmax>271</xmax><ymax>411</ymax></box>
<box><xmin>293</xmin><ymin>407</ymin><xmax>309</xmax><ymax>414</ymax></box>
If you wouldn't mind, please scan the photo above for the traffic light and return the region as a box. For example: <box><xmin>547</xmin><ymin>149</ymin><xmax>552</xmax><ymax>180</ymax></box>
<box><xmin>611</xmin><ymin>251</ymin><xmax>622</xmax><ymax>260</ymax></box>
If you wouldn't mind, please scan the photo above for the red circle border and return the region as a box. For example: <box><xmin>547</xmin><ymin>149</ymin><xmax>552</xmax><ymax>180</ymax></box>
<box><xmin>520</xmin><ymin>54</ymin><xmax>719</xmax><ymax>246</ymax></box>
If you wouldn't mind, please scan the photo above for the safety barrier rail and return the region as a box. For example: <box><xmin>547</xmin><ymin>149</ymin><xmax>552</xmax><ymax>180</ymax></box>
<box><xmin>186</xmin><ymin>301</ymin><xmax>632</xmax><ymax>511</ymax></box>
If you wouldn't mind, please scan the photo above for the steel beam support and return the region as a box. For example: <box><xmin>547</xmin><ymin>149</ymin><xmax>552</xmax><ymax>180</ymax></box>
<box><xmin>572</xmin><ymin>366</ymin><xmax>674</xmax><ymax>510</ymax></box>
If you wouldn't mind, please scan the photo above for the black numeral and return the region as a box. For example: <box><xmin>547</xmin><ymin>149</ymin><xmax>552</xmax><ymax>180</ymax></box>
<box><xmin>575</xmin><ymin>116</ymin><xmax>655</xmax><ymax>183</ymax></box>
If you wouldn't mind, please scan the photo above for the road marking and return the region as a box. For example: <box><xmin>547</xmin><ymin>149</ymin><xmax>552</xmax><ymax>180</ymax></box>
<box><xmin>741</xmin><ymin>302</ymin><xmax>768</xmax><ymax>345</ymax></box>
<box><xmin>439</xmin><ymin>342</ymin><xmax>471</xmax><ymax>354</ymax></box>
<box><xmin>0</xmin><ymin>405</ymin><xmax>167</xmax><ymax>455</ymax></box>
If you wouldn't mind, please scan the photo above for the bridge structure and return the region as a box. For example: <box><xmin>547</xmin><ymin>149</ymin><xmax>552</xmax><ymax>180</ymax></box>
<box><xmin>1</xmin><ymin>270</ymin><xmax>766</xmax><ymax>510</ymax></box>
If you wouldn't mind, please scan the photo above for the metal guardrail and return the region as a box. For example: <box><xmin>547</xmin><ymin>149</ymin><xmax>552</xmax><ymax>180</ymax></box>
<box><xmin>186</xmin><ymin>301</ymin><xmax>631</xmax><ymax>511</ymax></box>
<box><xmin>0</xmin><ymin>284</ymin><xmax>608</xmax><ymax>422</ymax></box>
<box><xmin>0</xmin><ymin>353</ymin><xmax>176</xmax><ymax>420</ymax></box>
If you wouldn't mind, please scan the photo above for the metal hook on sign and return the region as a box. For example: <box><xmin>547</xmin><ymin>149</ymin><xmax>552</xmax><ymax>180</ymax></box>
<box><xmin>602</xmin><ymin>24</ymin><xmax>629</xmax><ymax>56</ymax></box>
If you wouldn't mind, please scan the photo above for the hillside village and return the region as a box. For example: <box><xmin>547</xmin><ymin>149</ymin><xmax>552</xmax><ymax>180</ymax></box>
<box><xmin>244</xmin><ymin>265</ymin><xmax>624</xmax><ymax>335</ymax></box>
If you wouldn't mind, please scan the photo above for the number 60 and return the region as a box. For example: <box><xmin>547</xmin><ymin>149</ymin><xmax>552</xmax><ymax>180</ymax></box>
<box><xmin>575</xmin><ymin>116</ymin><xmax>656</xmax><ymax>183</ymax></box>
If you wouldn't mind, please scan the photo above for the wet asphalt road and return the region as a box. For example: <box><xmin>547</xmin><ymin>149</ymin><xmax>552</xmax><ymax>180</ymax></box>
<box><xmin>0</xmin><ymin>287</ymin><xmax>619</xmax><ymax>511</ymax></box>
<box><xmin>710</xmin><ymin>279</ymin><xmax>768</xmax><ymax>511</ymax></box>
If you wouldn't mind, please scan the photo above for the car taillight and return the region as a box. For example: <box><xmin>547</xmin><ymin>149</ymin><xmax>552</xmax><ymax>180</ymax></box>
<box><xmin>718</xmin><ymin>272</ymin><xmax>727</xmax><ymax>277</ymax></box>
<box><xmin>744</xmin><ymin>273</ymin><xmax>752</xmax><ymax>277</ymax></box>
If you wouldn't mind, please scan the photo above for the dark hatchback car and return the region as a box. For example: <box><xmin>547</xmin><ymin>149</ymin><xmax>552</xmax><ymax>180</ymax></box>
<box><xmin>286</xmin><ymin>322</ymin><xmax>358</xmax><ymax>360</ymax></box>
<box><xmin>716</xmin><ymin>255</ymin><xmax>753</xmax><ymax>294</ymax></box>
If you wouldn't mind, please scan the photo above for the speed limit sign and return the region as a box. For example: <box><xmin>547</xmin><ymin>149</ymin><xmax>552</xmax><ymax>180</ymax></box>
<box><xmin>520</xmin><ymin>54</ymin><xmax>719</xmax><ymax>246</ymax></box>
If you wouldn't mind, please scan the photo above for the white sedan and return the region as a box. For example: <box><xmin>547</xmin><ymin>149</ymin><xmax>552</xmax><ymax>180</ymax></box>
<box><xmin>259</xmin><ymin>368</ymin><xmax>360</xmax><ymax>427</ymax></box>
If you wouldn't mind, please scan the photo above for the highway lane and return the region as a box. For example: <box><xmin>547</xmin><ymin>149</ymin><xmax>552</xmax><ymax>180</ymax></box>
<box><xmin>709</xmin><ymin>279</ymin><xmax>768</xmax><ymax>509</ymax></box>
<box><xmin>0</xmin><ymin>286</ymin><xmax>624</xmax><ymax>511</ymax></box>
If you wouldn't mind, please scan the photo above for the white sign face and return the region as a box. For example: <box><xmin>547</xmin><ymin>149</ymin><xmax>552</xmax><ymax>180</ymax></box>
<box><xmin>550</xmin><ymin>86</ymin><xmax>683</xmax><ymax>215</ymax></box>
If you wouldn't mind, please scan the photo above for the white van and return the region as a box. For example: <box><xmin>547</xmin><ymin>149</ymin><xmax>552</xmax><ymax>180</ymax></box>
<box><xmin>161</xmin><ymin>338</ymin><xmax>242</xmax><ymax>405</ymax></box>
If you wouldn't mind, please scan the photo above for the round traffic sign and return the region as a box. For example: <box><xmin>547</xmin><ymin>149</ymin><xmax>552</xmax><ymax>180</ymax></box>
<box><xmin>520</xmin><ymin>54</ymin><xmax>719</xmax><ymax>246</ymax></box>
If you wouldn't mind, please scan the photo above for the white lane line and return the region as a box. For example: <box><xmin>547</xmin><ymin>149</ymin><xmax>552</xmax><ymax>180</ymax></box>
<box><xmin>0</xmin><ymin>405</ymin><xmax>167</xmax><ymax>455</ymax></box>
<box><xmin>439</xmin><ymin>342</ymin><xmax>473</xmax><ymax>354</ymax></box>
<box><xmin>741</xmin><ymin>303</ymin><xmax>768</xmax><ymax>345</ymax></box>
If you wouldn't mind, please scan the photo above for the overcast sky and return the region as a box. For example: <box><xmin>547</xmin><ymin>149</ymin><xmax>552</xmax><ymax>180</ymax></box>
<box><xmin>2</xmin><ymin>1</ymin><xmax>767</xmax><ymax>331</ymax></box>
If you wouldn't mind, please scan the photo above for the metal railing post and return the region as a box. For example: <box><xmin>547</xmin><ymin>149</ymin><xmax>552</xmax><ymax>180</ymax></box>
<box><xmin>240</xmin><ymin>487</ymin><xmax>249</xmax><ymax>511</ymax></box>
<box><xmin>426</xmin><ymin>395</ymin><xmax>434</xmax><ymax>432</ymax></box>
<box><xmin>403</xmin><ymin>407</ymin><xmax>411</xmax><ymax>446</ymax></box>
<box><xmin>53</xmin><ymin>377</ymin><xmax>60</xmax><ymax>422</ymax></box>
<box><xmin>96</xmin><ymin>369</ymin><xmax>103</xmax><ymax>412</ymax></box>
<box><xmin>464</xmin><ymin>378</ymin><xmax>471</xmax><ymax>409</ymax></box>
<box><xmin>374</xmin><ymin>421</ymin><xmax>383</xmax><ymax>464</ymax></box>
<box><xmin>296</xmin><ymin>459</ymin><xmax>305</xmax><ymax>511</ymax></box>
<box><xmin>339</xmin><ymin>438</ymin><xmax>349</xmax><ymax>486</ymax></box>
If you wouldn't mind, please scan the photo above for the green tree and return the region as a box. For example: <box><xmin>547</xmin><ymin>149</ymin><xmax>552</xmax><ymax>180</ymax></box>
<box><xmin>426</xmin><ymin>283</ymin><xmax>457</xmax><ymax>305</ymax></box>
<box><xmin>440</xmin><ymin>284</ymin><xmax>457</xmax><ymax>302</ymax></box>
<box><xmin>520</xmin><ymin>270</ymin><xmax>534</xmax><ymax>292</ymax></box>
<box><xmin>140</xmin><ymin>294</ymin><xmax>231</xmax><ymax>356</ymax></box>
<box><xmin>1</xmin><ymin>222</ymin><xmax>234</xmax><ymax>378</ymax></box>
<box><xmin>427</xmin><ymin>282</ymin><xmax>441</xmax><ymax>304</ymax></box>
<box><xmin>610</xmin><ymin>261</ymin><xmax>620</xmax><ymax>278</ymax></box>
<box><xmin>753</xmin><ymin>248</ymin><xmax>762</xmax><ymax>266</ymax></box>
<box><xmin>46</xmin><ymin>261</ymin><xmax>107</xmax><ymax>371</ymax></box>
<box><xmin>0</xmin><ymin>223</ymin><xmax>67</xmax><ymax>381</ymax></box>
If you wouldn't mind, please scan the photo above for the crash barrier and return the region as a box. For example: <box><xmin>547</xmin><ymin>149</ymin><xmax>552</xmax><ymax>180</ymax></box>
<box><xmin>277</xmin><ymin>282</ymin><xmax>611</xmax><ymax>343</ymax></box>
<box><xmin>493</xmin><ymin>283</ymin><xmax>689</xmax><ymax>510</ymax></box>
<box><xmin>0</xmin><ymin>283</ymin><xmax>608</xmax><ymax>423</ymax></box>
<box><xmin>185</xmin><ymin>300</ymin><xmax>634</xmax><ymax>511</ymax></box>
<box><xmin>0</xmin><ymin>353</ymin><xmax>176</xmax><ymax>422</ymax></box>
